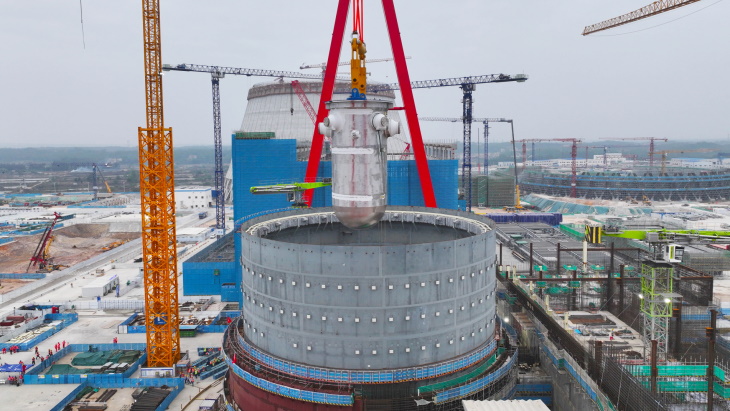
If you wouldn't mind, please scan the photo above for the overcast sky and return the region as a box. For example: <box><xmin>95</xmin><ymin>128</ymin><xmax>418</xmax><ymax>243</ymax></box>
<box><xmin>1</xmin><ymin>0</ymin><xmax>729</xmax><ymax>149</ymax></box>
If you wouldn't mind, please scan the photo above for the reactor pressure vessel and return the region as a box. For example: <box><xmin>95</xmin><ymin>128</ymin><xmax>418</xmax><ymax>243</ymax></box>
<box><xmin>318</xmin><ymin>99</ymin><xmax>399</xmax><ymax>229</ymax></box>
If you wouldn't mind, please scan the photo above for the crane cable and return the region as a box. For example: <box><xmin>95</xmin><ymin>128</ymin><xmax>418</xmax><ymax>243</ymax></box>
<box><xmin>79</xmin><ymin>0</ymin><xmax>86</xmax><ymax>49</ymax></box>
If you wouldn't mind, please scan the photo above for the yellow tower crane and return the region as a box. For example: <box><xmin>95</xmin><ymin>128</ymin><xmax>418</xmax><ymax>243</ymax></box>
<box><xmin>138</xmin><ymin>0</ymin><xmax>180</xmax><ymax>367</ymax></box>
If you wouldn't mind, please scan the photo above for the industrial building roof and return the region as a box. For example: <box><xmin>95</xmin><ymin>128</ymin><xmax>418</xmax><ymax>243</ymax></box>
<box><xmin>462</xmin><ymin>399</ymin><xmax>550</xmax><ymax>411</ymax></box>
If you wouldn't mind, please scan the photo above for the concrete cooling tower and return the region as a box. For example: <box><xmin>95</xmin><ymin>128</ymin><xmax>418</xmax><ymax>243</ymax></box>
<box><xmin>239</xmin><ymin>80</ymin><xmax>396</xmax><ymax>140</ymax></box>
<box><xmin>222</xmin><ymin>206</ymin><xmax>517</xmax><ymax>410</ymax></box>
<box><xmin>222</xmin><ymin>80</ymin><xmax>456</xmax><ymax>199</ymax></box>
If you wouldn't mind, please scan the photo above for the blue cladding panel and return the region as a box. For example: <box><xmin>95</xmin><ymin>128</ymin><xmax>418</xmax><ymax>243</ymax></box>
<box><xmin>232</xmin><ymin>138</ymin><xmax>332</xmax><ymax>222</ymax></box>
<box><xmin>236</xmin><ymin>331</ymin><xmax>496</xmax><ymax>384</ymax></box>
<box><xmin>388</xmin><ymin>160</ymin><xmax>458</xmax><ymax>210</ymax></box>
<box><xmin>434</xmin><ymin>352</ymin><xmax>517</xmax><ymax>403</ymax></box>
<box><xmin>232</xmin><ymin>138</ymin><xmax>458</xmax><ymax>221</ymax></box>
<box><xmin>182</xmin><ymin>137</ymin><xmax>458</xmax><ymax>303</ymax></box>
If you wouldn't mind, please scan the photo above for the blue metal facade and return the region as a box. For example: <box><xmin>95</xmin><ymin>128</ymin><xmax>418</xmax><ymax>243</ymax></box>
<box><xmin>181</xmin><ymin>136</ymin><xmax>458</xmax><ymax>302</ymax></box>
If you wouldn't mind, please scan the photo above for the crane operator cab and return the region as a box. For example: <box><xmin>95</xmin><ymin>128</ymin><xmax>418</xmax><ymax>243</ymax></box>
<box><xmin>664</xmin><ymin>244</ymin><xmax>685</xmax><ymax>263</ymax></box>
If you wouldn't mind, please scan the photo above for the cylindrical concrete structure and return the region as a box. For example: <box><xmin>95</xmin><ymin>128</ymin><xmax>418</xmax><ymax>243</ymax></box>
<box><xmin>224</xmin><ymin>206</ymin><xmax>516</xmax><ymax>410</ymax></box>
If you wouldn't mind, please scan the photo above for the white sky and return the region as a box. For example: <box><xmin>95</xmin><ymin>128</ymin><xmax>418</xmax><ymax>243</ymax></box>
<box><xmin>1</xmin><ymin>0</ymin><xmax>729</xmax><ymax>148</ymax></box>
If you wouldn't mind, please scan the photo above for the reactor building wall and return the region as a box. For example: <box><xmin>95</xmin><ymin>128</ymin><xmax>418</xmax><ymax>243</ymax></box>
<box><xmin>223</xmin><ymin>206</ymin><xmax>517</xmax><ymax>410</ymax></box>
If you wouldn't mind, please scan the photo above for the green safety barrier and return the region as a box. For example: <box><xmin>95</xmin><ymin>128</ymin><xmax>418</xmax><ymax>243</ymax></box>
<box><xmin>591</xmin><ymin>265</ymin><xmax>605</xmax><ymax>270</ymax></box>
<box><xmin>418</xmin><ymin>354</ymin><xmax>499</xmax><ymax>395</ymax></box>
<box><xmin>569</xmin><ymin>281</ymin><xmax>581</xmax><ymax>288</ymax></box>
<box><xmin>638</xmin><ymin>381</ymin><xmax>707</xmax><ymax>393</ymax></box>
<box><xmin>563</xmin><ymin>265</ymin><xmax>577</xmax><ymax>271</ymax></box>
<box><xmin>630</xmin><ymin>365</ymin><xmax>728</xmax><ymax>382</ymax></box>
<box><xmin>536</xmin><ymin>281</ymin><xmax>547</xmax><ymax>288</ymax></box>
<box><xmin>716</xmin><ymin>365</ymin><xmax>728</xmax><ymax>383</ymax></box>
<box><xmin>714</xmin><ymin>382</ymin><xmax>730</xmax><ymax>399</ymax></box>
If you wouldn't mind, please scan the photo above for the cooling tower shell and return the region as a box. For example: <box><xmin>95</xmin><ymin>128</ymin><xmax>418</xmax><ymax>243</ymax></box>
<box><xmin>239</xmin><ymin>80</ymin><xmax>404</xmax><ymax>145</ymax></box>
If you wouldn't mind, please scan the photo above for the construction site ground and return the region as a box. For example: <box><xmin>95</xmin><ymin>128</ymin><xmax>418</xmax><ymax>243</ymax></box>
<box><xmin>0</xmin><ymin>279</ymin><xmax>32</xmax><ymax>294</ymax></box>
<box><xmin>0</xmin><ymin>309</ymin><xmax>226</xmax><ymax>410</ymax></box>
<box><xmin>0</xmin><ymin>224</ymin><xmax>139</xmax><ymax>276</ymax></box>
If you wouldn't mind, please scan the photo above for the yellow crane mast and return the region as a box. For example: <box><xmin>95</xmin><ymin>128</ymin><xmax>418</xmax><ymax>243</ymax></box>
<box><xmin>650</xmin><ymin>148</ymin><xmax>717</xmax><ymax>175</ymax></box>
<box><xmin>138</xmin><ymin>0</ymin><xmax>180</xmax><ymax>367</ymax></box>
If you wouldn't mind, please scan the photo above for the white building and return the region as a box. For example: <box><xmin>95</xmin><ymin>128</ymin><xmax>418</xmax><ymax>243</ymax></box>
<box><xmin>497</xmin><ymin>153</ymin><xmax>629</xmax><ymax>170</ymax></box>
<box><xmin>177</xmin><ymin>227</ymin><xmax>211</xmax><ymax>243</ymax></box>
<box><xmin>175</xmin><ymin>187</ymin><xmax>213</xmax><ymax>210</ymax></box>
<box><xmin>668</xmin><ymin>157</ymin><xmax>727</xmax><ymax>170</ymax></box>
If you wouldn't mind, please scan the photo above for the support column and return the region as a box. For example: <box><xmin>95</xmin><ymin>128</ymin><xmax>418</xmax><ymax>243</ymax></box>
<box><xmin>618</xmin><ymin>264</ymin><xmax>625</xmax><ymax>311</ymax></box>
<box><xmin>708</xmin><ymin>309</ymin><xmax>717</xmax><ymax>411</ymax></box>
<box><xmin>607</xmin><ymin>242</ymin><xmax>615</xmax><ymax>311</ymax></box>
<box><xmin>650</xmin><ymin>340</ymin><xmax>658</xmax><ymax>393</ymax></box>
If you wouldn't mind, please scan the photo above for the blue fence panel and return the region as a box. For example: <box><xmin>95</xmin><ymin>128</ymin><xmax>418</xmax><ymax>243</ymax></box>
<box><xmin>155</xmin><ymin>383</ymin><xmax>185</xmax><ymax>411</ymax></box>
<box><xmin>49</xmin><ymin>381</ymin><xmax>90</xmax><ymax>411</ymax></box>
<box><xmin>25</xmin><ymin>343</ymin><xmax>146</xmax><ymax>384</ymax></box>
<box><xmin>235</xmin><ymin>330</ymin><xmax>496</xmax><ymax>384</ymax></box>
<box><xmin>0</xmin><ymin>272</ymin><xmax>45</xmax><ymax>279</ymax></box>
<box><xmin>200</xmin><ymin>362</ymin><xmax>227</xmax><ymax>379</ymax></box>
<box><xmin>119</xmin><ymin>313</ymin><xmax>139</xmax><ymax>326</ymax></box>
<box><xmin>224</xmin><ymin>352</ymin><xmax>353</xmax><ymax>406</ymax></box>
<box><xmin>0</xmin><ymin>313</ymin><xmax>78</xmax><ymax>352</ymax></box>
<box><xmin>434</xmin><ymin>351</ymin><xmax>517</xmax><ymax>404</ymax></box>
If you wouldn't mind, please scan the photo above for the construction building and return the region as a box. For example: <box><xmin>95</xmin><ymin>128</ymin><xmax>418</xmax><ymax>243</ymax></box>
<box><xmin>181</xmin><ymin>79</ymin><xmax>459</xmax><ymax>313</ymax></box>
<box><xmin>175</xmin><ymin>187</ymin><xmax>214</xmax><ymax>210</ymax></box>
<box><xmin>468</xmin><ymin>171</ymin><xmax>516</xmax><ymax>208</ymax></box>
<box><xmin>224</xmin><ymin>206</ymin><xmax>515</xmax><ymax>409</ymax></box>
<box><xmin>520</xmin><ymin>167</ymin><xmax>730</xmax><ymax>202</ymax></box>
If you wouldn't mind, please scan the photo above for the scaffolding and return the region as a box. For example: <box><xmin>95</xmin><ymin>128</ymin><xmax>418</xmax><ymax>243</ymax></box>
<box><xmin>639</xmin><ymin>261</ymin><xmax>674</xmax><ymax>363</ymax></box>
<box><xmin>469</xmin><ymin>171</ymin><xmax>515</xmax><ymax>207</ymax></box>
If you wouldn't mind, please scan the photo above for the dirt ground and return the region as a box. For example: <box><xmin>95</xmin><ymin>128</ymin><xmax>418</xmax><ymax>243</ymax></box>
<box><xmin>0</xmin><ymin>278</ymin><xmax>32</xmax><ymax>293</ymax></box>
<box><xmin>0</xmin><ymin>224</ymin><xmax>139</xmax><ymax>275</ymax></box>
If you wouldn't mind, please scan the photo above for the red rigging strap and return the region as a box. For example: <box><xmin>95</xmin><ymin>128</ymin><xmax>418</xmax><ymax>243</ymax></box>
<box><xmin>304</xmin><ymin>0</ymin><xmax>437</xmax><ymax>208</ymax></box>
<box><xmin>303</xmin><ymin>0</ymin><xmax>350</xmax><ymax>206</ymax></box>
<box><xmin>353</xmin><ymin>0</ymin><xmax>364</xmax><ymax>39</ymax></box>
<box><xmin>382</xmin><ymin>0</ymin><xmax>437</xmax><ymax>207</ymax></box>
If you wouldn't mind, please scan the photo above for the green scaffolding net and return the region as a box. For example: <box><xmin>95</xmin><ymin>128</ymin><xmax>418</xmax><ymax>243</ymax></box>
<box><xmin>45</xmin><ymin>364</ymin><xmax>97</xmax><ymax>375</ymax></box>
<box><xmin>630</xmin><ymin>365</ymin><xmax>726</xmax><ymax>381</ymax></box>
<box><xmin>71</xmin><ymin>350</ymin><xmax>142</xmax><ymax>367</ymax></box>
<box><xmin>418</xmin><ymin>349</ymin><xmax>505</xmax><ymax>395</ymax></box>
